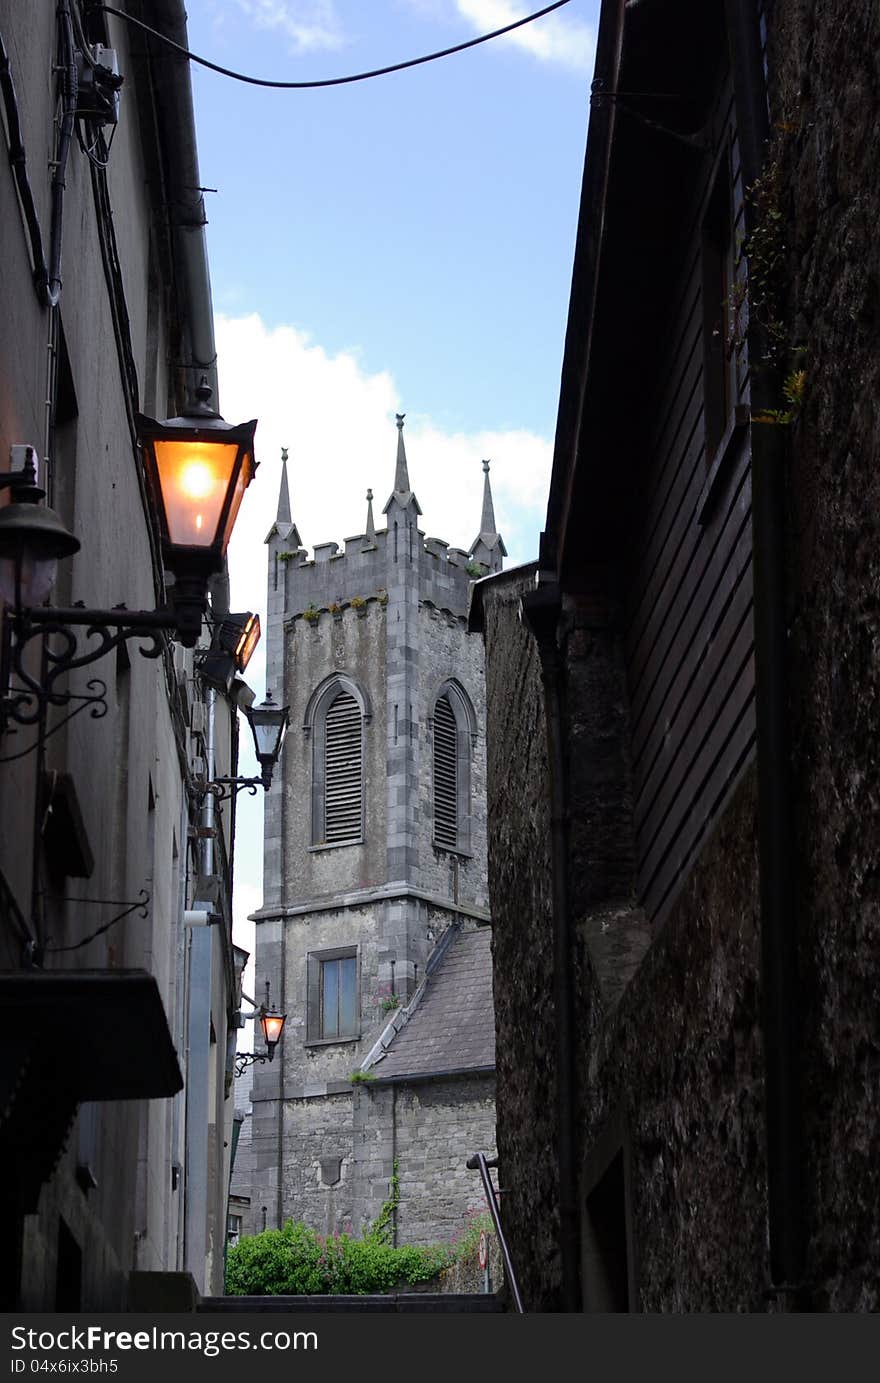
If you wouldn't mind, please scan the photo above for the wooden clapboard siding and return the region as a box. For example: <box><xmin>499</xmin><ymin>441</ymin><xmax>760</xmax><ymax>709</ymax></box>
<box><xmin>635</xmin><ymin>545</ymin><xmax>753</xmax><ymax>813</ymax></box>
<box><xmin>623</xmin><ymin>78</ymin><xmax>756</xmax><ymax>927</ymax></box>
<box><xmin>631</xmin><ymin>440</ymin><xmax>751</xmax><ymax>764</ymax></box>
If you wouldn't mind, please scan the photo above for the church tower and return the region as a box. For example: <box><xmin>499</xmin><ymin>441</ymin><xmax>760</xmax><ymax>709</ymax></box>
<box><xmin>245</xmin><ymin>419</ymin><xmax>504</xmax><ymax>1244</ymax></box>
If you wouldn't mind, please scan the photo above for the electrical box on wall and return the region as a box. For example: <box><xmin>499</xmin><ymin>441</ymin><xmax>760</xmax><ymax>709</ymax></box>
<box><xmin>76</xmin><ymin>46</ymin><xmax>122</xmax><ymax>125</ymax></box>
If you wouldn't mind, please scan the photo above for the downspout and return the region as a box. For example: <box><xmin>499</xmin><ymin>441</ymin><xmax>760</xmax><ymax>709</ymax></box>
<box><xmin>724</xmin><ymin>0</ymin><xmax>806</xmax><ymax>1307</ymax></box>
<box><xmin>520</xmin><ymin>576</ymin><xmax>580</xmax><ymax>1312</ymax></box>
<box><xmin>142</xmin><ymin>0</ymin><xmax>219</xmax><ymax>398</ymax></box>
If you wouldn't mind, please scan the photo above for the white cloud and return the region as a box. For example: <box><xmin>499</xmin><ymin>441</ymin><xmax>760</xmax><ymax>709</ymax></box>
<box><xmin>454</xmin><ymin>0</ymin><xmax>594</xmax><ymax>73</ymax></box>
<box><xmin>218</xmin><ymin>312</ymin><xmax>550</xmax><ymax>642</ymax></box>
<box><xmin>235</xmin><ymin>0</ymin><xmax>345</xmax><ymax>52</ymax></box>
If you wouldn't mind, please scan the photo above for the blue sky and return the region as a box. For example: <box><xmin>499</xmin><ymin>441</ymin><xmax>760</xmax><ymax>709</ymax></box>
<box><xmin>176</xmin><ymin>0</ymin><xmax>600</xmax><ymax>980</ymax></box>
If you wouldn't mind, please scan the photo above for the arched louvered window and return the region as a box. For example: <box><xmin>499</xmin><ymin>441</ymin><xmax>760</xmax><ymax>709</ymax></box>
<box><xmin>433</xmin><ymin>694</ymin><xmax>459</xmax><ymax>848</ymax></box>
<box><xmin>323</xmin><ymin>690</ymin><xmax>363</xmax><ymax>844</ymax></box>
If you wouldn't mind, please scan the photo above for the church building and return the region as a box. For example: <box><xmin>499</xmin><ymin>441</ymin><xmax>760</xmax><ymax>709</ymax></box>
<box><xmin>239</xmin><ymin>416</ymin><xmax>504</xmax><ymax>1245</ymax></box>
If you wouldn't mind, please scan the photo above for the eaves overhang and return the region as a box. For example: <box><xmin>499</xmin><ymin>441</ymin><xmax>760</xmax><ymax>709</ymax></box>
<box><xmin>0</xmin><ymin>969</ymin><xmax>183</xmax><ymax>1210</ymax></box>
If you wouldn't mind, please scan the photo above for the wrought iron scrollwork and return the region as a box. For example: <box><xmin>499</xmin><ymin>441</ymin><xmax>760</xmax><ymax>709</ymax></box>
<box><xmin>235</xmin><ymin>1049</ymin><xmax>273</xmax><ymax>1077</ymax></box>
<box><xmin>204</xmin><ymin>775</ymin><xmax>264</xmax><ymax>804</ymax></box>
<box><xmin>1</xmin><ymin>607</ymin><xmax>173</xmax><ymax>729</ymax></box>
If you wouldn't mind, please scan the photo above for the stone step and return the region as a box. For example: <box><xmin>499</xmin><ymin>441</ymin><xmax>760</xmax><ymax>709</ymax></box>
<box><xmin>199</xmin><ymin>1293</ymin><xmax>505</xmax><ymax>1313</ymax></box>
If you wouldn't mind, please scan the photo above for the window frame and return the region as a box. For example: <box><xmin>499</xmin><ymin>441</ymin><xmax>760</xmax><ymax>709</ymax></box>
<box><xmin>430</xmin><ymin>679</ymin><xmax>477</xmax><ymax>857</ymax></box>
<box><xmin>306</xmin><ymin>945</ymin><xmax>361</xmax><ymax>1046</ymax></box>
<box><xmin>304</xmin><ymin>673</ymin><xmax>371</xmax><ymax>849</ymax></box>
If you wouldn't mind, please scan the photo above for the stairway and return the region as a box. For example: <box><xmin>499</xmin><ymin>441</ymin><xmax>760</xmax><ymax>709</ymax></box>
<box><xmin>199</xmin><ymin>1292</ymin><xmax>505</xmax><ymax>1313</ymax></box>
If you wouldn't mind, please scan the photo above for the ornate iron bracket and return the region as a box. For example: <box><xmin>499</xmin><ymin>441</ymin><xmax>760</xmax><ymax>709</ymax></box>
<box><xmin>234</xmin><ymin>1049</ymin><xmax>274</xmax><ymax>1077</ymax></box>
<box><xmin>2</xmin><ymin>606</ymin><xmax>175</xmax><ymax>727</ymax></box>
<box><xmin>203</xmin><ymin>775</ymin><xmax>267</xmax><ymax>805</ymax></box>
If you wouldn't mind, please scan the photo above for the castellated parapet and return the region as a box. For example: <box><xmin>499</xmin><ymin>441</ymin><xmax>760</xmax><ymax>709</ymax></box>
<box><xmin>269</xmin><ymin>524</ymin><xmax>477</xmax><ymax>627</ymax></box>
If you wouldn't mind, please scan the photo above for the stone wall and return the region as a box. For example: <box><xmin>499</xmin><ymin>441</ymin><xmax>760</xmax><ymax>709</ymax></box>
<box><xmin>351</xmin><ymin>1076</ymin><xmax>497</xmax><ymax>1245</ymax></box>
<box><xmin>767</xmin><ymin>0</ymin><xmax>880</xmax><ymax>1310</ymax></box>
<box><xmin>478</xmin><ymin>567</ymin><xmax>562</xmax><ymax>1309</ymax></box>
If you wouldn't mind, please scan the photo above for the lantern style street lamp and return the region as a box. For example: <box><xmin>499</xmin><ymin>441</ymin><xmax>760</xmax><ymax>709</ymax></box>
<box><xmin>0</xmin><ymin>384</ymin><xmax>258</xmax><ymax>728</ymax></box>
<box><xmin>235</xmin><ymin>981</ymin><xmax>287</xmax><ymax>1076</ymax></box>
<box><xmin>246</xmin><ymin>692</ymin><xmax>289</xmax><ymax>788</ymax></box>
<box><xmin>204</xmin><ymin>691</ymin><xmax>290</xmax><ymax>802</ymax></box>
<box><xmin>137</xmin><ymin>380</ymin><xmax>257</xmax><ymax>646</ymax></box>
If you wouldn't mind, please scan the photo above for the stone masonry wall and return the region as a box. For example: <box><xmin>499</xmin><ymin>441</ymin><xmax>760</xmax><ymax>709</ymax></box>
<box><xmin>573</xmin><ymin>768</ymin><xmax>767</xmax><ymax>1310</ymax></box>
<box><xmin>767</xmin><ymin>0</ymin><xmax>880</xmax><ymax>1309</ymax></box>
<box><xmin>351</xmin><ymin>1077</ymin><xmax>497</xmax><ymax>1246</ymax></box>
<box><xmin>478</xmin><ymin>567</ymin><xmax>562</xmax><ymax>1310</ymax></box>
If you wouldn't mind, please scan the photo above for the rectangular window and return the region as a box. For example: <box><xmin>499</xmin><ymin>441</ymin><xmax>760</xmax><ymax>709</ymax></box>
<box><xmin>307</xmin><ymin>947</ymin><xmax>359</xmax><ymax>1043</ymax></box>
<box><xmin>321</xmin><ymin>955</ymin><xmax>357</xmax><ymax>1039</ymax></box>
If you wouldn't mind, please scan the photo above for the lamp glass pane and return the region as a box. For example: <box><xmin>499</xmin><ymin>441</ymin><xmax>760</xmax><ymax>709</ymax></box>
<box><xmin>217</xmin><ymin>451</ymin><xmax>255</xmax><ymax>554</ymax></box>
<box><xmin>153</xmin><ymin>439</ymin><xmax>240</xmax><ymax>547</ymax></box>
<box><xmin>261</xmin><ymin>1011</ymin><xmax>285</xmax><ymax>1045</ymax></box>
<box><xmin>0</xmin><ymin>553</ymin><xmax>56</xmax><ymax>606</ymax></box>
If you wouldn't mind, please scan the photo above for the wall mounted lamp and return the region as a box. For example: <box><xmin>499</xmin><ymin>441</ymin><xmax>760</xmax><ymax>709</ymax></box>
<box><xmin>197</xmin><ymin>611</ymin><xmax>261</xmax><ymax>696</ymax></box>
<box><xmin>204</xmin><ymin>691</ymin><xmax>290</xmax><ymax>801</ymax></box>
<box><xmin>235</xmin><ymin>980</ymin><xmax>287</xmax><ymax>1076</ymax></box>
<box><xmin>0</xmin><ymin>382</ymin><xmax>257</xmax><ymax>729</ymax></box>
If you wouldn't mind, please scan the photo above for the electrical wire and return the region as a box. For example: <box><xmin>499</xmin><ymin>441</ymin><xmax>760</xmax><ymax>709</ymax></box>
<box><xmin>101</xmin><ymin>0</ymin><xmax>573</xmax><ymax>89</ymax></box>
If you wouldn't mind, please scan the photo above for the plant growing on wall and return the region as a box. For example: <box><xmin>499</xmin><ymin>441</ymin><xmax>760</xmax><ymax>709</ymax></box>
<box><xmin>302</xmin><ymin>604</ymin><xmax>320</xmax><ymax>624</ymax></box>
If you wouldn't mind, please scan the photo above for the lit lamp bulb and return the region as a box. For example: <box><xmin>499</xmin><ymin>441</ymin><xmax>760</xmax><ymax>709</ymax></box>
<box><xmin>153</xmin><ymin>440</ymin><xmax>236</xmax><ymax>548</ymax></box>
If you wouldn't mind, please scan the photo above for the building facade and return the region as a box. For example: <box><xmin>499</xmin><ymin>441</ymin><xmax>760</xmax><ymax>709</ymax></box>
<box><xmin>0</xmin><ymin>0</ymin><xmax>254</xmax><ymax>1308</ymax></box>
<box><xmin>242</xmin><ymin>421</ymin><xmax>502</xmax><ymax>1244</ymax></box>
<box><xmin>471</xmin><ymin>0</ymin><xmax>880</xmax><ymax>1312</ymax></box>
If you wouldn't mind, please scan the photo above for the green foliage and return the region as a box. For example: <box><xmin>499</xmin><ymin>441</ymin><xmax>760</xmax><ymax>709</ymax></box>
<box><xmin>302</xmin><ymin>603</ymin><xmax>320</xmax><ymax>624</ymax></box>
<box><xmin>348</xmin><ymin>1069</ymin><xmax>376</xmax><ymax>1084</ymax></box>
<box><xmin>277</xmin><ymin>550</ymin><xmax>296</xmax><ymax>563</ymax></box>
<box><xmin>466</xmin><ymin>561</ymin><xmax>484</xmax><ymax>577</ymax></box>
<box><xmin>450</xmin><ymin>1209</ymin><xmax>494</xmax><ymax>1262</ymax></box>
<box><xmin>225</xmin><ymin>1220</ymin><xmax>325</xmax><ymax>1297</ymax></box>
<box><xmin>379</xmin><ymin>993</ymin><xmax>400</xmax><ymax>1012</ymax></box>
<box><xmin>224</xmin><ymin>1164</ymin><xmax>453</xmax><ymax>1297</ymax></box>
<box><xmin>350</xmin><ymin>595</ymin><xmax>366</xmax><ymax>609</ymax></box>
<box><xmin>368</xmin><ymin>1159</ymin><xmax>400</xmax><ymax>1244</ymax></box>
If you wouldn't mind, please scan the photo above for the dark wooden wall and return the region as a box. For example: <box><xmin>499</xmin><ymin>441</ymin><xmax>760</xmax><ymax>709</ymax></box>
<box><xmin>624</xmin><ymin>76</ymin><xmax>756</xmax><ymax>925</ymax></box>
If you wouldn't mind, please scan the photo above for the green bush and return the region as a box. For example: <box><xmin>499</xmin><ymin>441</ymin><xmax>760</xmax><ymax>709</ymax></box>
<box><xmin>225</xmin><ymin>1220</ymin><xmax>453</xmax><ymax>1297</ymax></box>
<box><xmin>225</xmin><ymin>1220</ymin><xmax>325</xmax><ymax>1296</ymax></box>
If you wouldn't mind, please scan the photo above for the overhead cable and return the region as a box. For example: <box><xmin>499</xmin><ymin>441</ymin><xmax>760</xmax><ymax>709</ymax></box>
<box><xmin>100</xmin><ymin>0</ymin><xmax>573</xmax><ymax>90</ymax></box>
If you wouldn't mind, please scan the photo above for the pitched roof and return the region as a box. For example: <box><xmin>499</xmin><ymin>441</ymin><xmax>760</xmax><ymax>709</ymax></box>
<box><xmin>372</xmin><ymin>925</ymin><xmax>495</xmax><ymax>1081</ymax></box>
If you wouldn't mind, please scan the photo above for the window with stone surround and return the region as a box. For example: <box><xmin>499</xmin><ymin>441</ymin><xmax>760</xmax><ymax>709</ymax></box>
<box><xmin>431</xmin><ymin>680</ymin><xmax>476</xmax><ymax>855</ymax></box>
<box><xmin>305</xmin><ymin>673</ymin><xmax>371</xmax><ymax>847</ymax></box>
<box><xmin>306</xmin><ymin>947</ymin><xmax>359</xmax><ymax>1043</ymax></box>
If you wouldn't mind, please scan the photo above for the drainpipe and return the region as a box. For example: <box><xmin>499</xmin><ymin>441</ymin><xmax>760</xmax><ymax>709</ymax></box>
<box><xmin>724</xmin><ymin>0</ymin><xmax>806</xmax><ymax>1307</ymax></box>
<box><xmin>520</xmin><ymin>575</ymin><xmax>580</xmax><ymax>1312</ymax></box>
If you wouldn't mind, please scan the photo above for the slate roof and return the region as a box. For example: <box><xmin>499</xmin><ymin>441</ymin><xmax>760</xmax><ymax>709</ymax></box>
<box><xmin>372</xmin><ymin>925</ymin><xmax>495</xmax><ymax>1080</ymax></box>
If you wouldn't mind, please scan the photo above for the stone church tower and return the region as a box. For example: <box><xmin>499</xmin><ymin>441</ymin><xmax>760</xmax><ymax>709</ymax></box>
<box><xmin>244</xmin><ymin>417</ymin><xmax>504</xmax><ymax>1244</ymax></box>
